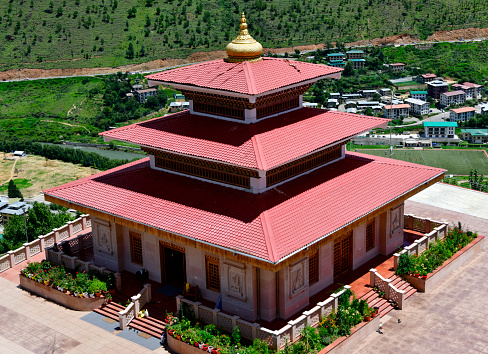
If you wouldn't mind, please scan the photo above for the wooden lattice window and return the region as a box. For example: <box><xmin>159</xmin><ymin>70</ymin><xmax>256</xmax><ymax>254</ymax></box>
<box><xmin>309</xmin><ymin>251</ymin><xmax>319</xmax><ymax>284</ymax></box>
<box><xmin>256</xmin><ymin>96</ymin><xmax>300</xmax><ymax>119</ymax></box>
<box><xmin>266</xmin><ymin>143</ymin><xmax>343</xmax><ymax>187</ymax></box>
<box><xmin>366</xmin><ymin>220</ymin><xmax>375</xmax><ymax>252</ymax></box>
<box><xmin>205</xmin><ymin>255</ymin><xmax>220</xmax><ymax>292</ymax></box>
<box><xmin>193</xmin><ymin>101</ymin><xmax>245</xmax><ymax>120</ymax></box>
<box><xmin>155</xmin><ymin>156</ymin><xmax>251</xmax><ymax>188</ymax></box>
<box><xmin>130</xmin><ymin>231</ymin><xmax>143</xmax><ymax>265</ymax></box>
<box><xmin>334</xmin><ymin>232</ymin><xmax>351</xmax><ymax>278</ymax></box>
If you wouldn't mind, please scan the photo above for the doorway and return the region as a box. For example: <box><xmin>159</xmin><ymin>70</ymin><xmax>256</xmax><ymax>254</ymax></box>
<box><xmin>160</xmin><ymin>243</ymin><xmax>186</xmax><ymax>288</ymax></box>
<box><xmin>334</xmin><ymin>232</ymin><xmax>352</xmax><ymax>278</ymax></box>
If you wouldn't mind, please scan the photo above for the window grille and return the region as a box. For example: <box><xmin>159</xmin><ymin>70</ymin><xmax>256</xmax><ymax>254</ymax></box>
<box><xmin>130</xmin><ymin>231</ymin><xmax>143</xmax><ymax>265</ymax></box>
<box><xmin>256</xmin><ymin>96</ymin><xmax>299</xmax><ymax>119</ymax></box>
<box><xmin>366</xmin><ymin>220</ymin><xmax>375</xmax><ymax>252</ymax></box>
<box><xmin>193</xmin><ymin>101</ymin><xmax>245</xmax><ymax>120</ymax></box>
<box><xmin>309</xmin><ymin>251</ymin><xmax>319</xmax><ymax>284</ymax></box>
<box><xmin>205</xmin><ymin>255</ymin><xmax>220</xmax><ymax>292</ymax></box>
<box><xmin>266</xmin><ymin>143</ymin><xmax>343</xmax><ymax>187</ymax></box>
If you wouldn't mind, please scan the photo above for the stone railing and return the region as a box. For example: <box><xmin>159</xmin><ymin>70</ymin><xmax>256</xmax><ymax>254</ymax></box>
<box><xmin>175</xmin><ymin>285</ymin><xmax>351</xmax><ymax>351</ymax></box>
<box><xmin>0</xmin><ymin>214</ymin><xmax>91</xmax><ymax>273</ymax></box>
<box><xmin>119</xmin><ymin>283</ymin><xmax>152</xmax><ymax>330</ymax></box>
<box><xmin>404</xmin><ymin>214</ymin><xmax>444</xmax><ymax>234</ymax></box>
<box><xmin>369</xmin><ymin>269</ymin><xmax>405</xmax><ymax>310</ymax></box>
<box><xmin>394</xmin><ymin>221</ymin><xmax>449</xmax><ymax>270</ymax></box>
<box><xmin>119</xmin><ymin>301</ymin><xmax>136</xmax><ymax>330</ymax></box>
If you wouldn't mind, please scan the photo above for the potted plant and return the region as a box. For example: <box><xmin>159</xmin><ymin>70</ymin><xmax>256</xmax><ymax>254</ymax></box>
<box><xmin>363</xmin><ymin>306</ymin><xmax>372</xmax><ymax>321</ymax></box>
<box><xmin>202</xmin><ymin>344</ymin><xmax>209</xmax><ymax>351</ymax></box>
<box><xmin>165</xmin><ymin>312</ymin><xmax>174</xmax><ymax>324</ymax></box>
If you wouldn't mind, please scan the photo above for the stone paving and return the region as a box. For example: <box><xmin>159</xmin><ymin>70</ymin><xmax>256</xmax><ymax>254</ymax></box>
<box><xmin>351</xmin><ymin>248</ymin><xmax>488</xmax><ymax>354</ymax></box>
<box><xmin>0</xmin><ymin>276</ymin><xmax>172</xmax><ymax>353</ymax></box>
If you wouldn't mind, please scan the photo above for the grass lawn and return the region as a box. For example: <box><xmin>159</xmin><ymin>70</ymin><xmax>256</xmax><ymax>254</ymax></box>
<box><xmin>358</xmin><ymin>149</ymin><xmax>488</xmax><ymax>175</ymax></box>
<box><xmin>0</xmin><ymin>155</ymin><xmax>99</xmax><ymax>198</ymax></box>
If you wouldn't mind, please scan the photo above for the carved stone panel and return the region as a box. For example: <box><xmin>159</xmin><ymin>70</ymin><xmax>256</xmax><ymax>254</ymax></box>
<box><xmin>97</xmin><ymin>222</ymin><xmax>113</xmax><ymax>256</ymax></box>
<box><xmin>224</xmin><ymin>261</ymin><xmax>246</xmax><ymax>301</ymax></box>
<box><xmin>391</xmin><ymin>206</ymin><xmax>402</xmax><ymax>236</ymax></box>
<box><xmin>289</xmin><ymin>259</ymin><xmax>306</xmax><ymax>297</ymax></box>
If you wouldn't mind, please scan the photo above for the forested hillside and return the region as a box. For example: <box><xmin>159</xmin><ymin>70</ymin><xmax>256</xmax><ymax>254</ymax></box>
<box><xmin>1</xmin><ymin>0</ymin><xmax>488</xmax><ymax>70</ymax></box>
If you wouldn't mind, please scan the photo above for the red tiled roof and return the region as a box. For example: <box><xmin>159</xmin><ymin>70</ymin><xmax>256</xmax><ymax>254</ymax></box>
<box><xmin>43</xmin><ymin>153</ymin><xmax>445</xmax><ymax>263</ymax></box>
<box><xmin>462</xmin><ymin>82</ymin><xmax>482</xmax><ymax>88</ymax></box>
<box><xmin>442</xmin><ymin>90</ymin><xmax>465</xmax><ymax>97</ymax></box>
<box><xmin>101</xmin><ymin>108</ymin><xmax>389</xmax><ymax>170</ymax></box>
<box><xmin>451</xmin><ymin>107</ymin><xmax>476</xmax><ymax>114</ymax></box>
<box><xmin>384</xmin><ymin>104</ymin><xmax>410</xmax><ymax>109</ymax></box>
<box><xmin>422</xmin><ymin>74</ymin><xmax>436</xmax><ymax>78</ymax></box>
<box><xmin>146</xmin><ymin>58</ymin><xmax>342</xmax><ymax>95</ymax></box>
<box><xmin>390</xmin><ymin>63</ymin><xmax>405</xmax><ymax>66</ymax></box>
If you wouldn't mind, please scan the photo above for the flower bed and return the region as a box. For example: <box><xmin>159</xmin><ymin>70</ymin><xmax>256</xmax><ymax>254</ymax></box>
<box><xmin>166</xmin><ymin>288</ymin><xmax>377</xmax><ymax>353</ymax></box>
<box><xmin>19</xmin><ymin>260</ymin><xmax>116</xmax><ymax>310</ymax></box>
<box><xmin>395</xmin><ymin>227</ymin><xmax>484</xmax><ymax>292</ymax></box>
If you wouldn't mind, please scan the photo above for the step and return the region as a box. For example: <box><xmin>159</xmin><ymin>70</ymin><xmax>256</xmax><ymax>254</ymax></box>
<box><xmin>129</xmin><ymin>320</ymin><xmax>163</xmax><ymax>338</ymax></box>
<box><xmin>379</xmin><ymin>304</ymin><xmax>394</xmax><ymax>317</ymax></box>
<box><xmin>136</xmin><ymin>317</ymin><xmax>166</xmax><ymax>332</ymax></box>
<box><xmin>405</xmin><ymin>287</ymin><xmax>417</xmax><ymax>299</ymax></box>
<box><xmin>361</xmin><ymin>290</ymin><xmax>379</xmax><ymax>302</ymax></box>
<box><xmin>367</xmin><ymin>296</ymin><xmax>386</xmax><ymax>308</ymax></box>
<box><xmin>141</xmin><ymin>315</ymin><xmax>166</xmax><ymax>327</ymax></box>
<box><xmin>94</xmin><ymin>308</ymin><xmax>119</xmax><ymax>321</ymax></box>
<box><xmin>96</xmin><ymin>305</ymin><xmax>122</xmax><ymax>317</ymax></box>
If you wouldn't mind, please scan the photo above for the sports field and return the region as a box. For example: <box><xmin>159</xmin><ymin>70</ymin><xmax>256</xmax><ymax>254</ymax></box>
<box><xmin>358</xmin><ymin>149</ymin><xmax>488</xmax><ymax>175</ymax></box>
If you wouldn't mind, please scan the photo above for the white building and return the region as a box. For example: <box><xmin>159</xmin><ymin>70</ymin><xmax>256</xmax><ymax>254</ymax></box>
<box><xmin>383</xmin><ymin>104</ymin><xmax>410</xmax><ymax>119</ymax></box>
<box><xmin>136</xmin><ymin>88</ymin><xmax>158</xmax><ymax>103</ymax></box>
<box><xmin>404</xmin><ymin>98</ymin><xmax>430</xmax><ymax>116</ymax></box>
<box><xmin>303</xmin><ymin>102</ymin><xmax>318</xmax><ymax>108</ymax></box>
<box><xmin>440</xmin><ymin>90</ymin><xmax>466</xmax><ymax>107</ymax></box>
<box><xmin>362</xmin><ymin>90</ymin><xmax>378</xmax><ymax>98</ymax></box>
<box><xmin>409</xmin><ymin>91</ymin><xmax>428</xmax><ymax>100</ymax></box>
<box><xmin>423</xmin><ymin>122</ymin><xmax>457</xmax><ymax>138</ymax></box>
<box><xmin>380</xmin><ymin>88</ymin><xmax>391</xmax><ymax>96</ymax></box>
<box><xmin>449</xmin><ymin>107</ymin><xmax>476</xmax><ymax>122</ymax></box>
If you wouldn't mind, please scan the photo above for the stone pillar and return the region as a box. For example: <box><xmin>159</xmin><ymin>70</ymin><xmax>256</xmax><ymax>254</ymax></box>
<box><xmin>24</xmin><ymin>243</ymin><xmax>30</xmax><ymax>260</ymax></box>
<box><xmin>369</xmin><ymin>268</ymin><xmax>377</xmax><ymax>287</ymax></box>
<box><xmin>115</xmin><ymin>272</ymin><xmax>122</xmax><ymax>291</ymax></box>
<box><xmin>7</xmin><ymin>251</ymin><xmax>15</xmax><ymax>268</ymax></box>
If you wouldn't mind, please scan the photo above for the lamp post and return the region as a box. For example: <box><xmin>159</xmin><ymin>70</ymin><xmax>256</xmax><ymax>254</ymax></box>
<box><xmin>22</xmin><ymin>206</ymin><xmax>28</xmax><ymax>243</ymax></box>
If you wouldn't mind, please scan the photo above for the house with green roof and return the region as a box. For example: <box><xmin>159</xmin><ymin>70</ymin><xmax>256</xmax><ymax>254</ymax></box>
<box><xmin>328</xmin><ymin>60</ymin><xmax>345</xmax><ymax>68</ymax></box>
<box><xmin>459</xmin><ymin>129</ymin><xmax>488</xmax><ymax>144</ymax></box>
<box><xmin>423</xmin><ymin>121</ymin><xmax>457</xmax><ymax>139</ymax></box>
<box><xmin>346</xmin><ymin>50</ymin><xmax>365</xmax><ymax>59</ymax></box>
<box><xmin>350</xmin><ymin>59</ymin><xmax>365</xmax><ymax>70</ymax></box>
<box><xmin>410</xmin><ymin>91</ymin><xmax>428</xmax><ymax>100</ymax></box>
<box><xmin>327</xmin><ymin>52</ymin><xmax>345</xmax><ymax>60</ymax></box>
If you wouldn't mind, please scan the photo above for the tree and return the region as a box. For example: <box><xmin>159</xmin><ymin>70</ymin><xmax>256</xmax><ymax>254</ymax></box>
<box><xmin>7</xmin><ymin>180</ymin><xmax>23</xmax><ymax>199</ymax></box>
<box><xmin>343</xmin><ymin>61</ymin><xmax>354</xmax><ymax>76</ymax></box>
<box><xmin>126</xmin><ymin>42</ymin><xmax>134</xmax><ymax>59</ymax></box>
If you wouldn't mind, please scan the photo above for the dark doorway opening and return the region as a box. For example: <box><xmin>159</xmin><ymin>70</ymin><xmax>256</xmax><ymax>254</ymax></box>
<box><xmin>160</xmin><ymin>243</ymin><xmax>186</xmax><ymax>288</ymax></box>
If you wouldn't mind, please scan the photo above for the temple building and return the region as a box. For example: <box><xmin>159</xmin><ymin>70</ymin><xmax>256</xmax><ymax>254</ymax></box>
<box><xmin>44</xmin><ymin>14</ymin><xmax>445</xmax><ymax>323</ymax></box>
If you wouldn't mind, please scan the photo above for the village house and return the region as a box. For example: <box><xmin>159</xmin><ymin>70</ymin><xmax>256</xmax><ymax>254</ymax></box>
<box><xmin>459</xmin><ymin>129</ymin><xmax>488</xmax><ymax>144</ymax></box>
<box><xmin>383</xmin><ymin>104</ymin><xmax>410</xmax><ymax>119</ymax></box>
<box><xmin>135</xmin><ymin>88</ymin><xmax>158</xmax><ymax>103</ymax></box>
<box><xmin>327</xmin><ymin>53</ymin><xmax>346</xmax><ymax>61</ymax></box>
<box><xmin>409</xmin><ymin>91</ymin><xmax>428</xmax><ymax>100</ymax></box>
<box><xmin>328</xmin><ymin>60</ymin><xmax>345</xmax><ymax>68</ymax></box>
<box><xmin>440</xmin><ymin>90</ymin><xmax>466</xmax><ymax>107</ymax></box>
<box><xmin>379</xmin><ymin>88</ymin><xmax>391</xmax><ymax>96</ymax></box>
<box><xmin>452</xmin><ymin>84</ymin><xmax>475</xmax><ymax>100</ymax></box>
<box><xmin>404</xmin><ymin>98</ymin><xmax>430</xmax><ymax>116</ymax></box>
<box><xmin>427</xmin><ymin>80</ymin><xmax>449</xmax><ymax>99</ymax></box>
<box><xmin>346</xmin><ymin>50</ymin><xmax>365</xmax><ymax>59</ymax></box>
<box><xmin>350</xmin><ymin>59</ymin><xmax>365</xmax><ymax>70</ymax></box>
<box><xmin>1</xmin><ymin>201</ymin><xmax>32</xmax><ymax>225</ymax></box>
<box><xmin>449</xmin><ymin>107</ymin><xmax>477</xmax><ymax>122</ymax></box>
<box><xmin>388</xmin><ymin>63</ymin><xmax>405</xmax><ymax>72</ymax></box>
<box><xmin>416</xmin><ymin>73</ymin><xmax>437</xmax><ymax>83</ymax></box>
<box><xmin>342</xmin><ymin>93</ymin><xmax>362</xmax><ymax>100</ymax></box>
<box><xmin>462</xmin><ymin>82</ymin><xmax>484</xmax><ymax>99</ymax></box>
<box><xmin>44</xmin><ymin>14</ymin><xmax>445</xmax><ymax>324</ymax></box>
<box><xmin>423</xmin><ymin>121</ymin><xmax>457</xmax><ymax>139</ymax></box>
<box><xmin>327</xmin><ymin>98</ymin><xmax>339</xmax><ymax>108</ymax></box>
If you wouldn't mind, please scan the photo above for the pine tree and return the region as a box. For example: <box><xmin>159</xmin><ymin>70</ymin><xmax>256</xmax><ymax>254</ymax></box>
<box><xmin>7</xmin><ymin>180</ymin><xmax>23</xmax><ymax>199</ymax></box>
<box><xmin>126</xmin><ymin>42</ymin><xmax>135</xmax><ymax>59</ymax></box>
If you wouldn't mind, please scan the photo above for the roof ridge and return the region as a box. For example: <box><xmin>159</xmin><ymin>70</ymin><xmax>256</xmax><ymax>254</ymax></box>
<box><xmin>242</xmin><ymin>61</ymin><xmax>258</xmax><ymax>95</ymax></box>
<box><xmin>257</xmin><ymin>198</ymin><xmax>278</xmax><ymax>263</ymax></box>
<box><xmin>248</xmin><ymin>124</ymin><xmax>266</xmax><ymax>170</ymax></box>
<box><xmin>348</xmin><ymin>152</ymin><xmax>444</xmax><ymax>171</ymax></box>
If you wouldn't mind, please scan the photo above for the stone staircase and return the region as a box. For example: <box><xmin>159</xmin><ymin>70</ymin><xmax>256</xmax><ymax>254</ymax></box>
<box><xmin>94</xmin><ymin>302</ymin><xmax>166</xmax><ymax>338</ymax></box>
<box><xmin>360</xmin><ymin>274</ymin><xmax>417</xmax><ymax>317</ymax></box>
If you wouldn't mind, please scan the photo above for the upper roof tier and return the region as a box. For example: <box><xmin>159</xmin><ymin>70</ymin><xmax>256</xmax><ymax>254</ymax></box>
<box><xmin>101</xmin><ymin>108</ymin><xmax>389</xmax><ymax>170</ymax></box>
<box><xmin>146</xmin><ymin>58</ymin><xmax>342</xmax><ymax>96</ymax></box>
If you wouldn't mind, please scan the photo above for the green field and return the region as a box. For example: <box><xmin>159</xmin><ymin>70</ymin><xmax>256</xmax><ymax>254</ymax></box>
<box><xmin>1</xmin><ymin>0</ymin><xmax>488</xmax><ymax>70</ymax></box>
<box><xmin>359</xmin><ymin>149</ymin><xmax>488</xmax><ymax>175</ymax></box>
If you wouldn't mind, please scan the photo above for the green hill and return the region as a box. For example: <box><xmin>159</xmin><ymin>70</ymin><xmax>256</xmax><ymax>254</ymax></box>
<box><xmin>1</xmin><ymin>0</ymin><xmax>488</xmax><ymax>70</ymax></box>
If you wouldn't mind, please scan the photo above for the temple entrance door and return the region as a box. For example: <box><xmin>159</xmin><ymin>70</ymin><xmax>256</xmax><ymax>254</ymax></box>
<box><xmin>334</xmin><ymin>232</ymin><xmax>352</xmax><ymax>278</ymax></box>
<box><xmin>160</xmin><ymin>243</ymin><xmax>186</xmax><ymax>288</ymax></box>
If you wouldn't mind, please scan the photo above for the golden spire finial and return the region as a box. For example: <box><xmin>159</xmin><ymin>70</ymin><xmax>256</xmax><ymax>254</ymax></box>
<box><xmin>226</xmin><ymin>12</ymin><xmax>263</xmax><ymax>63</ymax></box>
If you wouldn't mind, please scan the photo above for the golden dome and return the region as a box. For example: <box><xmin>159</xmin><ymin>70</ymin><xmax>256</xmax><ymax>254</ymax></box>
<box><xmin>226</xmin><ymin>13</ymin><xmax>263</xmax><ymax>63</ymax></box>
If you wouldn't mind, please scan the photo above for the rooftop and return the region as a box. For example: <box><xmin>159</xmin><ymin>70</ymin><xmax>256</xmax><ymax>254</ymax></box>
<box><xmin>421</xmin><ymin>73</ymin><xmax>437</xmax><ymax>78</ymax></box>
<box><xmin>462</xmin><ymin>82</ymin><xmax>482</xmax><ymax>88</ymax></box>
<box><xmin>384</xmin><ymin>104</ymin><xmax>410</xmax><ymax>109</ymax></box>
<box><xmin>460</xmin><ymin>128</ymin><xmax>488</xmax><ymax>136</ymax></box>
<box><xmin>442</xmin><ymin>90</ymin><xmax>465</xmax><ymax>97</ymax></box>
<box><xmin>427</xmin><ymin>80</ymin><xmax>448</xmax><ymax>87</ymax></box>
<box><xmin>350</xmin><ymin>59</ymin><xmax>366</xmax><ymax>62</ymax></box>
<box><xmin>146</xmin><ymin>58</ymin><xmax>342</xmax><ymax>96</ymax></box>
<box><xmin>346</xmin><ymin>50</ymin><xmax>364</xmax><ymax>54</ymax></box>
<box><xmin>390</xmin><ymin>63</ymin><xmax>405</xmax><ymax>66</ymax></box>
<box><xmin>43</xmin><ymin>153</ymin><xmax>445</xmax><ymax>263</ymax></box>
<box><xmin>100</xmin><ymin>108</ymin><xmax>389</xmax><ymax>170</ymax></box>
<box><xmin>327</xmin><ymin>53</ymin><xmax>345</xmax><ymax>56</ymax></box>
<box><xmin>405</xmin><ymin>98</ymin><xmax>428</xmax><ymax>105</ymax></box>
<box><xmin>451</xmin><ymin>107</ymin><xmax>476</xmax><ymax>114</ymax></box>
<box><xmin>423</xmin><ymin>121</ymin><xmax>458</xmax><ymax>127</ymax></box>
<box><xmin>410</xmin><ymin>91</ymin><xmax>427</xmax><ymax>95</ymax></box>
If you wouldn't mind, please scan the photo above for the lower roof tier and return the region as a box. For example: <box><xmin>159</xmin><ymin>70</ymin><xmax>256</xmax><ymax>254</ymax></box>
<box><xmin>43</xmin><ymin>152</ymin><xmax>445</xmax><ymax>264</ymax></box>
<box><xmin>101</xmin><ymin>108</ymin><xmax>389</xmax><ymax>171</ymax></box>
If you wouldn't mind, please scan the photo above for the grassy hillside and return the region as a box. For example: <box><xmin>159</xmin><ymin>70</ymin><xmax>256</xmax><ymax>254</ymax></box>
<box><xmin>1</xmin><ymin>0</ymin><xmax>488</xmax><ymax>70</ymax></box>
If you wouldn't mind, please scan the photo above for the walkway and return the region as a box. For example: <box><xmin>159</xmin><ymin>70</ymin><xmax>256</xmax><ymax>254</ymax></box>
<box><xmin>351</xmin><ymin>247</ymin><xmax>488</xmax><ymax>353</ymax></box>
